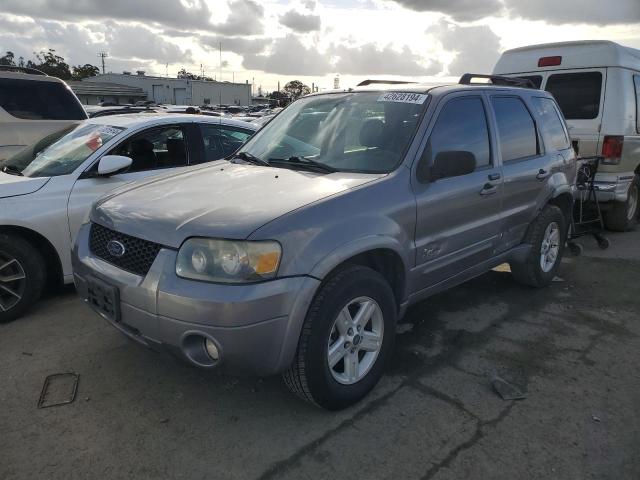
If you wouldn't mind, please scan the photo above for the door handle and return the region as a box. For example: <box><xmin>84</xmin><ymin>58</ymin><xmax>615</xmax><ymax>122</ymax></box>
<box><xmin>480</xmin><ymin>183</ymin><xmax>498</xmax><ymax>196</ymax></box>
<box><xmin>488</xmin><ymin>172</ymin><xmax>501</xmax><ymax>181</ymax></box>
<box><xmin>536</xmin><ymin>169</ymin><xmax>550</xmax><ymax>180</ymax></box>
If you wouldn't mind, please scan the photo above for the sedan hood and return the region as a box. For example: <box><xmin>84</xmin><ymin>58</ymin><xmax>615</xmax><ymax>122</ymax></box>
<box><xmin>0</xmin><ymin>172</ymin><xmax>50</xmax><ymax>198</ymax></box>
<box><xmin>93</xmin><ymin>162</ymin><xmax>383</xmax><ymax>248</ymax></box>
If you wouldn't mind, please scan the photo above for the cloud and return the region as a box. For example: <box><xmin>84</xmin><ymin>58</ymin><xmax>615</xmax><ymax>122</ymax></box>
<box><xmin>0</xmin><ymin>0</ymin><xmax>213</xmax><ymax>30</ymax></box>
<box><xmin>505</xmin><ymin>0</ymin><xmax>640</xmax><ymax>25</ymax></box>
<box><xmin>280</xmin><ymin>10</ymin><xmax>321</xmax><ymax>32</ymax></box>
<box><xmin>104</xmin><ymin>22</ymin><xmax>192</xmax><ymax>64</ymax></box>
<box><xmin>212</xmin><ymin>0</ymin><xmax>265</xmax><ymax>35</ymax></box>
<box><xmin>389</xmin><ymin>0</ymin><xmax>503</xmax><ymax>22</ymax></box>
<box><xmin>332</xmin><ymin>43</ymin><xmax>442</xmax><ymax>76</ymax></box>
<box><xmin>243</xmin><ymin>34</ymin><xmax>441</xmax><ymax>76</ymax></box>
<box><xmin>199</xmin><ymin>35</ymin><xmax>267</xmax><ymax>55</ymax></box>
<box><xmin>243</xmin><ymin>35</ymin><xmax>332</xmax><ymax>75</ymax></box>
<box><xmin>429</xmin><ymin>20</ymin><xmax>501</xmax><ymax>75</ymax></box>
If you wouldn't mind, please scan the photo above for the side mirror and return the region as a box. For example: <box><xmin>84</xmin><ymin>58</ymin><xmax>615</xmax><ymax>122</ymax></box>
<box><xmin>431</xmin><ymin>150</ymin><xmax>476</xmax><ymax>181</ymax></box>
<box><xmin>97</xmin><ymin>155</ymin><xmax>132</xmax><ymax>176</ymax></box>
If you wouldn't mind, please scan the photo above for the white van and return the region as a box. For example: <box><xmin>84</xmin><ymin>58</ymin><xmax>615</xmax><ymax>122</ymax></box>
<box><xmin>0</xmin><ymin>66</ymin><xmax>87</xmax><ymax>161</ymax></box>
<box><xmin>494</xmin><ymin>40</ymin><xmax>640</xmax><ymax>230</ymax></box>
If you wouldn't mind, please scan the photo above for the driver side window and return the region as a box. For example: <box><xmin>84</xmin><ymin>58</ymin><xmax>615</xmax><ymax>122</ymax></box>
<box><xmin>110</xmin><ymin>126</ymin><xmax>187</xmax><ymax>173</ymax></box>
<box><xmin>417</xmin><ymin>96</ymin><xmax>490</xmax><ymax>182</ymax></box>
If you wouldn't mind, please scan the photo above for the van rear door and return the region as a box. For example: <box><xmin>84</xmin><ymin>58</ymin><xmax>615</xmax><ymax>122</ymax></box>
<box><xmin>541</xmin><ymin>69</ymin><xmax>606</xmax><ymax>156</ymax></box>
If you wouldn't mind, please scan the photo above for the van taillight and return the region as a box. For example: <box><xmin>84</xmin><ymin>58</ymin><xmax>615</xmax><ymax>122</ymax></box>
<box><xmin>538</xmin><ymin>56</ymin><xmax>562</xmax><ymax>67</ymax></box>
<box><xmin>601</xmin><ymin>135</ymin><xmax>624</xmax><ymax>164</ymax></box>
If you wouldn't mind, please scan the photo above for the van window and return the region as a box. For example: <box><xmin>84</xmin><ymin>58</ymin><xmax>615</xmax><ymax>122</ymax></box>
<box><xmin>420</xmin><ymin>96</ymin><xmax>491</xmax><ymax>176</ymax></box>
<box><xmin>531</xmin><ymin>97</ymin><xmax>570</xmax><ymax>150</ymax></box>
<box><xmin>634</xmin><ymin>75</ymin><xmax>640</xmax><ymax>134</ymax></box>
<box><xmin>545</xmin><ymin>72</ymin><xmax>602</xmax><ymax>120</ymax></box>
<box><xmin>0</xmin><ymin>78</ymin><xmax>87</xmax><ymax>120</ymax></box>
<box><xmin>492</xmin><ymin>97</ymin><xmax>538</xmax><ymax>162</ymax></box>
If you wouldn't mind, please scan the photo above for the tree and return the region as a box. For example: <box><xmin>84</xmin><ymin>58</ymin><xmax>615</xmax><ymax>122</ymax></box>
<box><xmin>26</xmin><ymin>49</ymin><xmax>71</xmax><ymax>79</ymax></box>
<box><xmin>72</xmin><ymin>64</ymin><xmax>99</xmax><ymax>80</ymax></box>
<box><xmin>177</xmin><ymin>68</ymin><xmax>214</xmax><ymax>81</ymax></box>
<box><xmin>267</xmin><ymin>90</ymin><xmax>290</xmax><ymax>107</ymax></box>
<box><xmin>282</xmin><ymin>80</ymin><xmax>311</xmax><ymax>100</ymax></box>
<box><xmin>0</xmin><ymin>51</ymin><xmax>15</xmax><ymax>66</ymax></box>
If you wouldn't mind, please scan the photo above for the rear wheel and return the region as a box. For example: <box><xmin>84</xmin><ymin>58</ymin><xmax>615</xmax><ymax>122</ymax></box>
<box><xmin>511</xmin><ymin>205</ymin><xmax>567</xmax><ymax>288</ymax></box>
<box><xmin>603</xmin><ymin>178</ymin><xmax>639</xmax><ymax>232</ymax></box>
<box><xmin>0</xmin><ymin>234</ymin><xmax>45</xmax><ymax>323</ymax></box>
<box><xmin>283</xmin><ymin>265</ymin><xmax>396</xmax><ymax>410</ymax></box>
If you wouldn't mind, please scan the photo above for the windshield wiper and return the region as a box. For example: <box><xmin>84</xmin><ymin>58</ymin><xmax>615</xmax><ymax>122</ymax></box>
<box><xmin>268</xmin><ymin>156</ymin><xmax>337</xmax><ymax>174</ymax></box>
<box><xmin>230</xmin><ymin>151</ymin><xmax>271</xmax><ymax>167</ymax></box>
<box><xmin>1</xmin><ymin>164</ymin><xmax>23</xmax><ymax>176</ymax></box>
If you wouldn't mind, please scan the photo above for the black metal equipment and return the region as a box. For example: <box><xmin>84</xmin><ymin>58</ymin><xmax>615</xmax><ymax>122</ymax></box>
<box><xmin>567</xmin><ymin>156</ymin><xmax>610</xmax><ymax>255</ymax></box>
<box><xmin>458</xmin><ymin>73</ymin><xmax>536</xmax><ymax>89</ymax></box>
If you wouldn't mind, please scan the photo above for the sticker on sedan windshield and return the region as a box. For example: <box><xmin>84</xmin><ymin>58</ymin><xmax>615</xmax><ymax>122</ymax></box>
<box><xmin>98</xmin><ymin>126</ymin><xmax>125</xmax><ymax>137</ymax></box>
<box><xmin>378</xmin><ymin>92</ymin><xmax>428</xmax><ymax>104</ymax></box>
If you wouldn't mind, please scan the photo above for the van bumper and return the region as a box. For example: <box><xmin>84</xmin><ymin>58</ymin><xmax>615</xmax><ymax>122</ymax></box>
<box><xmin>592</xmin><ymin>172</ymin><xmax>636</xmax><ymax>203</ymax></box>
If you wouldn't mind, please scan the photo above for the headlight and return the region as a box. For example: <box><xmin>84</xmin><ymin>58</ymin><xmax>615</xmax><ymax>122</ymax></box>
<box><xmin>176</xmin><ymin>238</ymin><xmax>281</xmax><ymax>283</ymax></box>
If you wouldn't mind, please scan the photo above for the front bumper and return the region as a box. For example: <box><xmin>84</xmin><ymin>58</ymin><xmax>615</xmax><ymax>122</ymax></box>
<box><xmin>72</xmin><ymin>223</ymin><xmax>320</xmax><ymax>376</ymax></box>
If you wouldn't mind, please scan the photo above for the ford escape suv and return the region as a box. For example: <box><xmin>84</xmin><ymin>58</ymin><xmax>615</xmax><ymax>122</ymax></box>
<box><xmin>73</xmin><ymin>75</ymin><xmax>577</xmax><ymax>410</ymax></box>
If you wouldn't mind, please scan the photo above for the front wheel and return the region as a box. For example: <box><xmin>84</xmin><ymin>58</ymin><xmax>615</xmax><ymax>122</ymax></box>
<box><xmin>511</xmin><ymin>205</ymin><xmax>567</xmax><ymax>288</ymax></box>
<box><xmin>0</xmin><ymin>234</ymin><xmax>46</xmax><ymax>323</ymax></box>
<box><xmin>283</xmin><ymin>265</ymin><xmax>397</xmax><ymax>410</ymax></box>
<box><xmin>603</xmin><ymin>179</ymin><xmax>639</xmax><ymax>232</ymax></box>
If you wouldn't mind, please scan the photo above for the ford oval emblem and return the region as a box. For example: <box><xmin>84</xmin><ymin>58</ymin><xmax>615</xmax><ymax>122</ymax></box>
<box><xmin>106</xmin><ymin>240</ymin><xmax>126</xmax><ymax>258</ymax></box>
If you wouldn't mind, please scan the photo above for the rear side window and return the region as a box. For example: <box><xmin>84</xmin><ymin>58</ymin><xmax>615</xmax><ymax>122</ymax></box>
<box><xmin>634</xmin><ymin>75</ymin><xmax>640</xmax><ymax>134</ymax></box>
<box><xmin>0</xmin><ymin>78</ymin><xmax>86</xmax><ymax>120</ymax></box>
<box><xmin>545</xmin><ymin>72</ymin><xmax>602</xmax><ymax>120</ymax></box>
<box><xmin>199</xmin><ymin>124</ymin><xmax>253</xmax><ymax>163</ymax></box>
<box><xmin>423</xmin><ymin>96</ymin><xmax>491</xmax><ymax>172</ymax></box>
<box><xmin>492</xmin><ymin>97</ymin><xmax>538</xmax><ymax>162</ymax></box>
<box><xmin>531</xmin><ymin>97</ymin><xmax>570</xmax><ymax>150</ymax></box>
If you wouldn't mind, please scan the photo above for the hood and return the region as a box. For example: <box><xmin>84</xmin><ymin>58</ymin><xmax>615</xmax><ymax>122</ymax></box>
<box><xmin>0</xmin><ymin>172</ymin><xmax>50</xmax><ymax>198</ymax></box>
<box><xmin>93</xmin><ymin>162</ymin><xmax>383</xmax><ymax>247</ymax></box>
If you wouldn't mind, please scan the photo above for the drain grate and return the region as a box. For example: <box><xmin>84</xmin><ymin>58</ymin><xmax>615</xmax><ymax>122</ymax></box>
<box><xmin>37</xmin><ymin>373</ymin><xmax>79</xmax><ymax>408</ymax></box>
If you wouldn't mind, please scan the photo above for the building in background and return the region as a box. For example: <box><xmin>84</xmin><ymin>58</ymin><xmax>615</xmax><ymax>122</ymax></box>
<box><xmin>67</xmin><ymin>81</ymin><xmax>147</xmax><ymax>105</ymax></box>
<box><xmin>81</xmin><ymin>72</ymin><xmax>252</xmax><ymax>106</ymax></box>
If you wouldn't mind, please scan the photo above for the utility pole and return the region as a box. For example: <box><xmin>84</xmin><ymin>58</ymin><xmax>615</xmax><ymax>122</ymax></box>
<box><xmin>97</xmin><ymin>52</ymin><xmax>108</xmax><ymax>74</ymax></box>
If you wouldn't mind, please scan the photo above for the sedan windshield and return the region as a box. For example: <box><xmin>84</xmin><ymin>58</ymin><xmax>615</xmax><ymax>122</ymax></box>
<box><xmin>237</xmin><ymin>91</ymin><xmax>428</xmax><ymax>173</ymax></box>
<box><xmin>1</xmin><ymin>123</ymin><xmax>124</xmax><ymax>178</ymax></box>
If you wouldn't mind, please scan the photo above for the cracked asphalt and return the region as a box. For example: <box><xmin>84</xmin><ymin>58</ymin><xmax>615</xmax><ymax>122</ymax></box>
<box><xmin>1</xmin><ymin>230</ymin><xmax>639</xmax><ymax>480</ymax></box>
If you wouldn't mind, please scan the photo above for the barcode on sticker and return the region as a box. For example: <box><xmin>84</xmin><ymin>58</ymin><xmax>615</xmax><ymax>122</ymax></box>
<box><xmin>378</xmin><ymin>92</ymin><xmax>427</xmax><ymax>104</ymax></box>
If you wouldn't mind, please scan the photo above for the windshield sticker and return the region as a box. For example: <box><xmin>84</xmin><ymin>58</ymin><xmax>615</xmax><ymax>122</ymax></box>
<box><xmin>98</xmin><ymin>126</ymin><xmax>125</xmax><ymax>137</ymax></box>
<box><xmin>378</xmin><ymin>92</ymin><xmax>428</xmax><ymax>104</ymax></box>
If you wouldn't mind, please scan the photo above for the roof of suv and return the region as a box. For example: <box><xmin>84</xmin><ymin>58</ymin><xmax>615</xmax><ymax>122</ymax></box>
<box><xmin>309</xmin><ymin>81</ymin><xmax>542</xmax><ymax>97</ymax></box>
<box><xmin>0</xmin><ymin>69</ymin><xmax>68</xmax><ymax>84</ymax></box>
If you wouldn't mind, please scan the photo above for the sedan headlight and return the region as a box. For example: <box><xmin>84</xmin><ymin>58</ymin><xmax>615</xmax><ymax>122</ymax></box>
<box><xmin>176</xmin><ymin>238</ymin><xmax>281</xmax><ymax>283</ymax></box>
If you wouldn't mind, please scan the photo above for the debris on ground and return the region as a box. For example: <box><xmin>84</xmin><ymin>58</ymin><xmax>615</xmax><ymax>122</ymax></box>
<box><xmin>552</xmin><ymin>276</ymin><xmax>564</xmax><ymax>282</ymax></box>
<box><xmin>37</xmin><ymin>373</ymin><xmax>79</xmax><ymax>408</ymax></box>
<box><xmin>396</xmin><ymin>323</ymin><xmax>414</xmax><ymax>334</ymax></box>
<box><xmin>490</xmin><ymin>374</ymin><xmax>527</xmax><ymax>401</ymax></box>
<box><xmin>592</xmin><ymin>415</ymin><xmax>601</xmax><ymax>422</ymax></box>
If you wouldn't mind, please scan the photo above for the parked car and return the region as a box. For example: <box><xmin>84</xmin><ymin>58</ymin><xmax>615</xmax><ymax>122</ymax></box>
<box><xmin>73</xmin><ymin>76</ymin><xmax>576</xmax><ymax>409</ymax></box>
<box><xmin>87</xmin><ymin>106</ymin><xmax>158</xmax><ymax>118</ymax></box>
<box><xmin>0</xmin><ymin>66</ymin><xmax>87</xmax><ymax>161</ymax></box>
<box><xmin>0</xmin><ymin>114</ymin><xmax>256</xmax><ymax>322</ymax></box>
<box><xmin>494</xmin><ymin>40</ymin><xmax>640</xmax><ymax>231</ymax></box>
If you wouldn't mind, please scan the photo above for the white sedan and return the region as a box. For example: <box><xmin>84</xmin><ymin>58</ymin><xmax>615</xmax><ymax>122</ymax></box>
<box><xmin>0</xmin><ymin>113</ymin><xmax>256</xmax><ymax>322</ymax></box>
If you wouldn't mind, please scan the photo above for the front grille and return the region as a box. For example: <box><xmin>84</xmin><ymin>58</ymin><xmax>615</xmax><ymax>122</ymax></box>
<box><xmin>89</xmin><ymin>223</ymin><xmax>162</xmax><ymax>276</ymax></box>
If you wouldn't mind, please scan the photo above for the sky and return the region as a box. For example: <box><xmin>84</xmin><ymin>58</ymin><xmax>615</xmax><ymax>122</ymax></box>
<box><xmin>0</xmin><ymin>0</ymin><xmax>639</xmax><ymax>94</ymax></box>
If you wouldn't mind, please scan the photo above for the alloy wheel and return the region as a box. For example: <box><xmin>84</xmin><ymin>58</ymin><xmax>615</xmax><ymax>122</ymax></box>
<box><xmin>0</xmin><ymin>252</ymin><xmax>26</xmax><ymax>312</ymax></box>
<box><xmin>540</xmin><ymin>222</ymin><xmax>560</xmax><ymax>273</ymax></box>
<box><xmin>327</xmin><ymin>296</ymin><xmax>384</xmax><ymax>385</ymax></box>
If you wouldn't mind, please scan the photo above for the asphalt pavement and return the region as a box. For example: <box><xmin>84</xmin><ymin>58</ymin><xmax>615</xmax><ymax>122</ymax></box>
<box><xmin>1</xmin><ymin>229</ymin><xmax>639</xmax><ymax>479</ymax></box>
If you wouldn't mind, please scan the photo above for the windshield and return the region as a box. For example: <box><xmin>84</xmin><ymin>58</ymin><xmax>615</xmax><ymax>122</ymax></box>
<box><xmin>238</xmin><ymin>91</ymin><xmax>428</xmax><ymax>173</ymax></box>
<box><xmin>2</xmin><ymin>123</ymin><xmax>125</xmax><ymax>178</ymax></box>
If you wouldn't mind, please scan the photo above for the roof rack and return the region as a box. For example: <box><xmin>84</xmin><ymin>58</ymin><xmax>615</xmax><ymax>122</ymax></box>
<box><xmin>459</xmin><ymin>73</ymin><xmax>536</xmax><ymax>89</ymax></box>
<box><xmin>357</xmin><ymin>79</ymin><xmax>417</xmax><ymax>87</ymax></box>
<box><xmin>0</xmin><ymin>65</ymin><xmax>48</xmax><ymax>76</ymax></box>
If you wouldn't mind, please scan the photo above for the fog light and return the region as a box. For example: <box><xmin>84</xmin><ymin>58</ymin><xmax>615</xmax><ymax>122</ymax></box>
<box><xmin>204</xmin><ymin>338</ymin><xmax>219</xmax><ymax>361</ymax></box>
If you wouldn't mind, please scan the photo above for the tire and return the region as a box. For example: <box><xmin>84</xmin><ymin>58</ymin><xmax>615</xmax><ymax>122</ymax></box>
<box><xmin>511</xmin><ymin>205</ymin><xmax>567</xmax><ymax>288</ymax></box>
<box><xmin>0</xmin><ymin>234</ymin><xmax>46</xmax><ymax>323</ymax></box>
<box><xmin>603</xmin><ymin>179</ymin><xmax>639</xmax><ymax>232</ymax></box>
<box><xmin>283</xmin><ymin>265</ymin><xmax>397</xmax><ymax>410</ymax></box>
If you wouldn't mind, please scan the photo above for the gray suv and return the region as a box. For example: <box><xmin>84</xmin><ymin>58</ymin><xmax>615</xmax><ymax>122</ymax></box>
<box><xmin>73</xmin><ymin>76</ymin><xmax>577</xmax><ymax>410</ymax></box>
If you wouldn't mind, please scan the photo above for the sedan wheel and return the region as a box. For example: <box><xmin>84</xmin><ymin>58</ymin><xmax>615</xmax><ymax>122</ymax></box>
<box><xmin>0</xmin><ymin>253</ymin><xmax>27</xmax><ymax>312</ymax></box>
